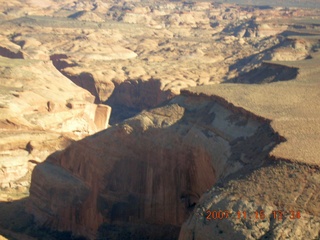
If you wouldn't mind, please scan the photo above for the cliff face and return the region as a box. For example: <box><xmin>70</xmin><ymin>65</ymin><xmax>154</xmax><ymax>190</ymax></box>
<box><xmin>27</xmin><ymin>91</ymin><xmax>281</xmax><ymax>239</ymax></box>
<box><xmin>106</xmin><ymin>78</ymin><xmax>175</xmax><ymax>111</ymax></box>
<box><xmin>0</xmin><ymin>56</ymin><xmax>111</xmax><ymax>201</ymax></box>
<box><xmin>178</xmin><ymin>49</ymin><xmax>320</xmax><ymax>240</ymax></box>
<box><xmin>0</xmin><ymin>1</ymin><xmax>319</xmax><ymax>239</ymax></box>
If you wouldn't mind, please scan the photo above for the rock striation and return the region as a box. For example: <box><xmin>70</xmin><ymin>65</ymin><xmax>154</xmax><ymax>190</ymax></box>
<box><xmin>0</xmin><ymin>56</ymin><xmax>111</xmax><ymax>197</ymax></box>
<box><xmin>27</xmin><ymin>44</ymin><xmax>320</xmax><ymax>240</ymax></box>
<box><xmin>27</xmin><ymin>90</ymin><xmax>281</xmax><ymax>239</ymax></box>
<box><xmin>0</xmin><ymin>0</ymin><xmax>319</xmax><ymax>239</ymax></box>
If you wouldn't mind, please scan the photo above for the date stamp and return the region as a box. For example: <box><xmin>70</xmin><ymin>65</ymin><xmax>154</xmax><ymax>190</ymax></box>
<box><xmin>206</xmin><ymin>210</ymin><xmax>301</xmax><ymax>221</ymax></box>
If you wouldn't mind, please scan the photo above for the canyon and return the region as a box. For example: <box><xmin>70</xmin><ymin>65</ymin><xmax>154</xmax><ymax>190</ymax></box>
<box><xmin>0</xmin><ymin>0</ymin><xmax>319</xmax><ymax>239</ymax></box>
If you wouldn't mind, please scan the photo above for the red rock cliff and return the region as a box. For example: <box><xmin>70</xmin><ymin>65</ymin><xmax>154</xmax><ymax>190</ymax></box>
<box><xmin>27</xmin><ymin>92</ymin><xmax>280</xmax><ymax>239</ymax></box>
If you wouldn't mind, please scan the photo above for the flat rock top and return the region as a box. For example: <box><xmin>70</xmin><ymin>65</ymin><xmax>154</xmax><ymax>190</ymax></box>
<box><xmin>186</xmin><ymin>51</ymin><xmax>320</xmax><ymax>166</ymax></box>
<box><xmin>0</xmin><ymin>57</ymin><xmax>91</xmax><ymax>100</ymax></box>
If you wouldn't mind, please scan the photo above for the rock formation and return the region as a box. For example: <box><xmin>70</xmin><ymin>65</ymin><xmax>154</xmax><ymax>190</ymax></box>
<box><xmin>26</xmin><ymin>47</ymin><xmax>320</xmax><ymax>239</ymax></box>
<box><xmin>179</xmin><ymin>50</ymin><xmax>320</xmax><ymax>240</ymax></box>
<box><xmin>0</xmin><ymin>56</ymin><xmax>111</xmax><ymax>201</ymax></box>
<box><xmin>27</xmin><ymin>90</ymin><xmax>283</xmax><ymax>239</ymax></box>
<box><xmin>0</xmin><ymin>0</ymin><xmax>319</xmax><ymax>239</ymax></box>
<box><xmin>28</xmin><ymin>44</ymin><xmax>320</xmax><ymax>240</ymax></box>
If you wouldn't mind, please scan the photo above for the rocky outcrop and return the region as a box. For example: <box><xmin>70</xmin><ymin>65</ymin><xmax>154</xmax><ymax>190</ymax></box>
<box><xmin>106</xmin><ymin>78</ymin><xmax>175</xmax><ymax>110</ymax></box>
<box><xmin>264</xmin><ymin>38</ymin><xmax>313</xmax><ymax>61</ymax></box>
<box><xmin>94</xmin><ymin>104</ymin><xmax>111</xmax><ymax>130</ymax></box>
<box><xmin>178</xmin><ymin>49</ymin><xmax>320</xmax><ymax>239</ymax></box>
<box><xmin>224</xmin><ymin>20</ymin><xmax>287</xmax><ymax>38</ymax></box>
<box><xmin>0</xmin><ymin>131</ymin><xmax>71</xmax><ymax>189</ymax></box>
<box><xmin>0</xmin><ymin>150</ymin><xmax>29</xmax><ymax>188</ymax></box>
<box><xmin>0</xmin><ymin>57</ymin><xmax>111</xmax><ymax>135</ymax></box>
<box><xmin>0</xmin><ymin>56</ymin><xmax>111</xmax><ymax>198</ymax></box>
<box><xmin>227</xmin><ymin>36</ymin><xmax>318</xmax><ymax>79</ymax></box>
<box><xmin>25</xmin><ymin>47</ymin><xmax>320</xmax><ymax>240</ymax></box>
<box><xmin>1</xmin><ymin>1</ymin><xmax>320</xmax><ymax>239</ymax></box>
<box><xmin>27</xmin><ymin>91</ymin><xmax>281</xmax><ymax>239</ymax></box>
<box><xmin>178</xmin><ymin>161</ymin><xmax>320</xmax><ymax>240</ymax></box>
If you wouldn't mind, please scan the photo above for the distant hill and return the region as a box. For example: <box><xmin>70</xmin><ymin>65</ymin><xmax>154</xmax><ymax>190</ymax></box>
<box><xmin>197</xmin><ymin>0</ymin><xmax>320</xmax><ymax>8</ymax></box>
<box><xmin>68</xmin><ymin>10</ymin><xmax>104</xmax><ymax>22</ymax></box>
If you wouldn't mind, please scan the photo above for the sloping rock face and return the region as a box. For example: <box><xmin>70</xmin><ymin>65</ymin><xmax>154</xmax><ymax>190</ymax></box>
<box><xmin>0</xmin><ymin>56</ymin><xmax>111</xmax><ymax>199</ymax></box>
<box><xmin>27</xmin><ymin>92</ymin><xmax>281</xmax><ymax>239</ymax></box>
<box><xmin>0</xmin><ymin>57</ymin><xmax>110</xmax><ymax>135</ymax></box>
<box><xmin>179</xmin><ymin>161</ymin><xmax>320</xmax><ymax>240</ymax></box>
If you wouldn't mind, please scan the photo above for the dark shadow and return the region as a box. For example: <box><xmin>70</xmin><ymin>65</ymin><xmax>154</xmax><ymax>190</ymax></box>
<box><xmin>226</xmin><ymin>62</ymin><xmax>299</xmax><ymax>84</ymax></box>
<box><xmin>281</xmin><ymin>31</ymin><xmax>320</xmax><ymax>38</ymax></box>
<box><xmin>67</xmin><ymin>11</ymin><xmax>87</xmax><ymax>20</ymax></box>
<box><xmin>0</xmin><ymin>198</ymin><xmax>86</xmax><ymax>240</ymax></box>
<box><xmin>50</xmin><ymin>54</ymin><xmax>77</xmax><ymax>69</ymax></box>
<box><xmin>12</xmin><ymin>91</ymin><xmax>284</xmax><ymax>240</ymax></box>
<box><xmin>50</xmin><ymin>55</ymin><xmax>100</xmax><ymax>104</ymax></box>
<box><xmin>97</xmin><ymin>223</ymin><xmax>180</xmax><ymax>240</ymax></box>
<box><xmin>50</xmin><ymin>55</ymin><xmax>176</xmax><ymax>123</ymax></box>
<box><xmin>66</xmin><ymin>72</ymin><xmax>100</xmax><ymax>103</ymax></box>
<box><xmin>0</xmin><ymin>47</ymin><xmax>23</xmax><ymax>59</ymax></box>
<box><xmin>106</xmin><ymin>78</ymin><xmax>175</xmax><ymax>124</ymax></box>
<box><xmin>107</xmin><ymin>104</ymin><xmax>141</xmax><ymax>125</ymax></box>
<box><xmin>227</xmin><ymin>36</ymin><xmax>283</xmax><ymax>74</ymax></box>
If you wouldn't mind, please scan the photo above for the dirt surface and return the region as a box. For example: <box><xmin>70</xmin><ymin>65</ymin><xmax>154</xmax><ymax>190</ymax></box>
<box><xmin>179</xmin><ymin>17</ymin><xmax>320</xmax><ymax>240</ymax></box>
<box><xmin>185</xmin><ymin>49</ymin><xmax>320</xmax><ymax>166</ymax></box>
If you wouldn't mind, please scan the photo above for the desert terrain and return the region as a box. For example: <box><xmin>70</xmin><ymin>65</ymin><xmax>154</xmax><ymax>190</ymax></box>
<box><xmin>0</xmin><ymin>0</ymin><xmax>319</xmax><ymax>239</ymax></box>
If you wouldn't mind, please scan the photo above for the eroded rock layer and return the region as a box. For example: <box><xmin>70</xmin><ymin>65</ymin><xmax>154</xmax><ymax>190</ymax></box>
<box><xmin>27</xmin><ymin>91</ymin><xmax>281</xmax><ymax>239</ymax></box>
<box><xmin>0</xmin><ymin>56</ymin><xmax>111</xmax><ymax>201</ymax></box>
<box><xmin>0</xmin><ymin>0</ymin><xmax>319</xmax><ymax>239</ymax></box>
<box><xmin>178</xmin><ymin>50</ymin><xmax>320</xmax><ymax>240</ymax></box>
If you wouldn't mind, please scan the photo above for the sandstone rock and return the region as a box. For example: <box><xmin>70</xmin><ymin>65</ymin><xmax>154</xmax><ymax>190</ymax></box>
<box><xmin>0</xmin><ymin>56</ymin><xmax>111</xmax><ymax>198</ymax></box>
<box><xmin>94</xmin><ymin>104</ymin><xmax>111</xmax><ymax>130</ymax></box>
<box><xmin>0</xmin><ymin>1</ymin><xmax>319</xmax><ymax>239</ymax></box>
<box><xmin>107</xmin><ymin>78</ymin><xmax>175</xmax><ymax>110</ymax></box>
<box><xmin>122</xmin><ymin>12</ymin><xmax>153</xmax><ymax>25</ymax></box>
<box><xmin>256</xmin><ymin>23</ymin><xmax>288</xmax><ymax>38</ymax></box>
<box><xmin>267</xmin><ymin>48</ymin><xmax>309</xmax><ymax>61</ymax></box>
<box><xmin>95</xmin><ymin>80</ymin><xmax>115</xmax><ymax>102</ymax></box>
<box><xmin>27</xmin><ymin>92</ymin><xmax>281</xmax><ymax>239</ymax></box>
<box><xmin>0</xmin><ymin>150</ymin><xmax>29</xmax><ymax>188</ymax></box>
<box><xmin>179</xmin><ymin>163</ymin><xmax>320</xmax><ymax>240</ymax></box>
<box><xmin>264</xmin><ymin>39</ymin><xmax>311</xmax><ymax>61</ymax></box>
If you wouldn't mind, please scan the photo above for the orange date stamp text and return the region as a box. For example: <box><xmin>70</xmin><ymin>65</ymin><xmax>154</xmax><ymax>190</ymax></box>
<box><xmin>206</xmin><ymin>210</ymin><xmax>301</xmax><ymax>221</ymax></box>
